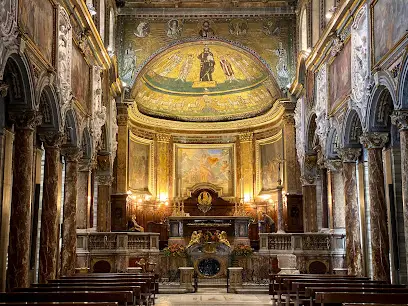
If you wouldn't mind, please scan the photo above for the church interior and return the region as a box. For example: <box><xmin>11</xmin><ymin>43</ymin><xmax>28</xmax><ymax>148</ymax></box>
<box><xmin>1</xmin><ymin>0</ymin><xmax>408</xmax><ymax>304</ymax></box>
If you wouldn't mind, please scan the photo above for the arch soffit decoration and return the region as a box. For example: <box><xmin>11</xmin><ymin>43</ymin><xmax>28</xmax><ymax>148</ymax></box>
<box><xmin>306</xmin><ymin>112</ymin><xmax>317</xmax><ymax>153</ymax></box>
<box><xmin>326</xmin><ymin>128</ymin><xmax>339</xmax><ymax>159</ymax></box>
<box><xmin>3</xmin><ymin>53</ymin><xmax>36</xmax><ymax>111</ymax></box>
<box><xmin>398</xmin><ymin>51</ymin><xmax>408</xmax><ymax>110</ymax></box>
<box><xmin>342</xmin><ymin>109</ymin><xmax>363</xmax><ymax>148</ymax></box>
<box><xmin>291</xmin><ymin>52</ymin><xmax>308</xmax><ymax>96</ymax></box>
<box><xmin>65</xmin><ymin>108</ymin><xmax>80</xmax><ymax>148</ymax></box>
<box><xmin>366</xmin><ymin>83</ymin><xmax>395</xmax><ymax>132</ymax></box>
<box><xmin>81</xmin><ymin>127</ymin><xmax>93</xmax><ymax>160</ymax></box>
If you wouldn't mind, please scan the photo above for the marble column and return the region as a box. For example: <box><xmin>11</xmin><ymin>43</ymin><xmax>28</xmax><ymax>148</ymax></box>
<box><xmin>156</xmin><ymin>134</ymin><xmax>171</xmax><ymax>201</ymax></box>
<box><xmin>301</xmin><ymin>154</ymin><xmax>318</xmax><ymax>232</ymax></box>
<box><xmin>277</xmin><ymin>185</ymin><xmax>285</xmax><ymax>233</ymax></box>
<box><xmin>96</xmin><ymin>174</ymin><xmax>113</xmax><ymax>232</ymax></box>
<box><xmin>116</xmin><ymin>105</ymin><xmax>128</xmax><ymax>193</ymax></box>
<box><xmin>239</xmin><ymin>132</ymin><xmax>254</xmax><ymax>199</ymax></box>
<box><xmin>7</xmin><ymin>111</ymin><xmax>40</xmax><ymax>289</ymax></box>
<box><xmin>77</xmin><ymin>160</ymin><xmax>92</xmax><ymax>229</ymax></box>
<box><xmin>391</xmin><ymin>110</ymin><xmax>408</xmax><ymax>277</ymax></box>
<box><xmin>326</xmin><ymin>160</ymin><xmax>346</xmax><ymax>230</ymax></box>
<box><xmin>339</xmin><ymin>148</ymin><xmax>364</xmax><ymax>276</ymax></box>
<box><xmin>61</xmin><ymin>147</ymin><xmax>82</xmax><ymax>276</ymax></box>
<box><xmin>360</xmin><ymin>132</ymin><xmax>390</xmax><ymax>282</ymax></box>
<box><xmin>282</xmin><ymin>113</ymin><xmax>302</xmax><ymax>193</ymax></box>
<box><xmin>39</xmin><ymin>132</ymin><xmax>63</xmax><ymax>283</ymax></box>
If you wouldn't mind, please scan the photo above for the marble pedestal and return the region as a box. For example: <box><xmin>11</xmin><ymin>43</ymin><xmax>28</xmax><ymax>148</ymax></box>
<box><xmin>179</xmin><ymin>267</ymin><xmax>194</xmax><ymax>292</ymax></box>
<box><xmin>277</xmin><ymin>254</ymin><xmax>299</xmax><ymax>274</ymax></box>
<box><xmin>228</xmin><ymin>267</ymin><xmax>243</xmax><ymax>293</ymax></box>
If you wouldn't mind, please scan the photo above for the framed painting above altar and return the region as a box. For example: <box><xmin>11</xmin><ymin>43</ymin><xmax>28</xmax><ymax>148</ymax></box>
<box><xmin>174</xmin><ymin>144</ymin><xmax>235</xmax><ymax>197</ymax></box>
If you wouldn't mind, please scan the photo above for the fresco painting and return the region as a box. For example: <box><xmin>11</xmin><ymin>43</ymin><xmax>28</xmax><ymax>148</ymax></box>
<box><xmin>128</xmin><ymin>140</ymin><xmax>150</xmax><ymax>191</ymax></box>
<box><xmin>372</xmin><ymin>0</ymin><xmax>408</xmax><ymax>64</ymax></box>
<box><xmin>329</xmin><ymin>41</ymin><xmax>351</xmax><ymax>111</ymax></box>
<box><xmin>260</xmin><ymin>140</ymin><xmax>283</xmax><ymax>191</ymax></box>
<box><xmin>19</xmin><ymin>0</ymin><xmax>54</xmax><ymax>63</ymax></box>
<box><xmin>177</xmin><ymin>146</ymin><xmax>234</xmax><ymax>196</ymax></box>
<box><xmin>71</xmin><ymin>46</ymin><xmax>90</xmax><ymax>109</ymax></box>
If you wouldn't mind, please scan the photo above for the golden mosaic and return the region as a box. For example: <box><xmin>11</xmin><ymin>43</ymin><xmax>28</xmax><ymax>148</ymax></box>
<box><xmin>132</xmin><ymin>40</ymin><xmax>281</xmax><ymax>122</ymax></box>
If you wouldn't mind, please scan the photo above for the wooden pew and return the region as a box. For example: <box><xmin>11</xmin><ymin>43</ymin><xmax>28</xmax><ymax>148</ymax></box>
<box><xmin>13</xmin><ymin>286</ymin><xmax>142</xmax><ymax>306</ymax></box>
<box><xmin>0</xmin><ymin>292</ymin><xmax>133</xmax><ymax>306</ymax></box>
<box><xmin>0</xmin><ymin>303</ymin><xmax>119</xmax><ymax>306</ymax></box>
<box><xmin>315</xmin><ymin>292</ymin><xmax>408</xmax><ymax>306</ymax></box>
<box><xmin>307</xmin><ymin>287</ymin><xmax>408</xmax><ymax>306</ymax></box>
<box><xmin>292</xmin><ymin>283</ymin><xmax>405</xmax><ymax>306</ymax></box>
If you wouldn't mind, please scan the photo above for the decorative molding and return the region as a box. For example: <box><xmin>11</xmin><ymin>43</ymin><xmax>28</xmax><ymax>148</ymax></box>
<box><xmin>39</xmin><ymin>131</ymin><xmax>66</xmax><ymax>148</ymax></box>
<box><xmin>294</xmin><ymin>97</ymin><xmax>305</xmax><ymax>171</ymax></box>
<box><xmin>330</xmin><ymin>35</ymin><xmax>344</xmax><ymax>57</ymax></box>
<box><xmin>360</xmin><ymin>132</ymin><xmax>389</xmax><ymax>149</ymax></box>
<box><xmin>315</xmin><ymin>64</ymin><xmax>328</xmax><ymax>155</ymax></box>
<box><xmin>156</xmin><ymin>133</ymin><xmax>171</xmax><ymax>143</ymax></box>
<box><xmin>57</xmin><ymin>5</ymin><xmax>73</xmax><ymax>120</ymax></box>
<box><xmin>239</xmin><ymin>132</ymin><xmax>253</xmax><ymax>142</ymax></box>
<box><xmin>350</xmin><ymin>4</ymin><xmax>368</xmax><ymax>122</ymax></box>
<box><xmin>391</xmin><ymin>110</ymin><xmax>408</xmax><ymax>131</ymax></box>
<box><xmin>0</xmin><ymin>0</ymin><xmax>19</xmax><ymax>79</ymax></box>
<box><xmin>90</xmin><ymin>66</ymin><xmax>106</xmax><ymax>152</ymax></box>
<box><xmin>339</xmin><ymin>147</ymin><xmax>361</xmax><ymax>163</ymax></box>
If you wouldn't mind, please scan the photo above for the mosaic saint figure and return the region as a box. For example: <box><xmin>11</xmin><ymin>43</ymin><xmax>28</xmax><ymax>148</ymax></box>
<box><xmin>177</xmin><ymin>54</ymin><xmax>193</xmax><ymax>81</ymax></box>
<box><xmin>122</xmin><ymin>45</ymin><xmax>141</xmax><ymax>81</ymax></box>
<box><xmin>219</xmin><ymin>56</ymin><xmax>236</xmax><ymax>82</ymax></box>
<box><xmin>134</xmin><ymin>21</ymin><xmax>150</xmax><ymax>38</ymax></box>
<box><xmin>197</xmin><ymin>47</ymin><xmax>215</xmax><ymax>81</ymax></box>
<box><xmin>199</xmin><ymin>20</ymin><xmax>215</xmax><ymax>38</ymax></box>
<box><xmin>167</xmin><ymin>19</ymin><xmax>182</xmax><ymax>38</ymax></box>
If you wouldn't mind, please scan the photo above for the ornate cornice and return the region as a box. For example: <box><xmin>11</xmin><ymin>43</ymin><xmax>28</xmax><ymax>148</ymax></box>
<box><xmin>391</xmin><ymin>110</ymin><xmax>408</xmax><ymax>131</ymax></box>
<box><xmin>339</xmin><ymin>147</ymin><xmax>361</xmax><ymax>163</ymax></box>
<box><xmin>360</xmin><ymin>132</ymin><xmax>389</xmax><ymax>149</ymax></box>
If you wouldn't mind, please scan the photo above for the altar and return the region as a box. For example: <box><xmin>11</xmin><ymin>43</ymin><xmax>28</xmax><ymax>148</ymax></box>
<box><xmin>168</xmin><ymin>216</ymin><xmax>251</xmax><ymax>247</ymax></box>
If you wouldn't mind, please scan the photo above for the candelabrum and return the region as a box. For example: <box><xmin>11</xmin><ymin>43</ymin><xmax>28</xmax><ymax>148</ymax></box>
<box><xmin>171</xmin><ymin>197</ymin><xmax>185</xmax><ymax>217</ymax></box>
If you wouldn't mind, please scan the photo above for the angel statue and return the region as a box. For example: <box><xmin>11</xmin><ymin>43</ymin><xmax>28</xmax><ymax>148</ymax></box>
<box><xmin>187</xmin><ymin>230</ymin><xmax>202</xmax><ymax>248</ymax></box>
<box><xmin>218</xmin><ymin>231</ymin><xmax>230</xmax><ymax>247</ymax></box>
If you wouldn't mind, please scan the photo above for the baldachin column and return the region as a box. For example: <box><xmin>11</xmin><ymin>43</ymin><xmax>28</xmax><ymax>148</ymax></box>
<box><xmin>360</xmin><ymin>132</ymin><xmax>390</xmax><ymax>282</ymax></box>
<box><xmin>7</xmin><ymin>111</ymin><xmax>40</xmax><ymax>289</ymax></box>
<box><xmin>340</xmin><ymin>148</ymin><xmax>364</xmax><ymax>276</ymax></box>
<box><xmin>61</xmin><ymin>147</ymin><xmax>82</xmax><ymax>276</ymax></box>
<box><xmin>39</xmin><ymin>132</ymin><xmax>64</xmax><ymax>283</ymax></box>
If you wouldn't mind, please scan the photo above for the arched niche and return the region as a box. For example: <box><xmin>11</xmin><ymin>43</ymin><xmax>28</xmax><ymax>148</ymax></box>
<box><xmin>343</xmin><ymin>109</ymin><xmax>364</xmax><ymax>148</ymax></box>
<box><xmin>306</xmin><ymin>113</ymin><xmax>317</xmax><ymax>153</ymax></box>
<box><xmin>81</xmin><ymin>127</ymin><xmax>93</xmax><ymax>160</ymax></box>
<box><xmin>37</xmin><ymin>85</ymin><xmax>62</xmax><ymax>134</ymax></box>
<box><xmin>64</xmin><ymin>109</ymin><xmax>79</xmax><ymax>147</ymax></box>
<box><xmin>326</xmin><ymin>128</ymin><xmax>340</xmax><ymax>159</ymax></box>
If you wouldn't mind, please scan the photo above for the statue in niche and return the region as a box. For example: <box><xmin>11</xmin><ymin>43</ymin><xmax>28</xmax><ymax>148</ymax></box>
<box><xmin>197</xmin><ymin>46</ymin><xmax>215</xmax><ymax>81</ymax></box>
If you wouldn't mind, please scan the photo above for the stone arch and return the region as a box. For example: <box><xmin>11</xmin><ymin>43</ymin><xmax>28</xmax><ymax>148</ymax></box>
<box><xmin>398</xmin><ymin>52</ymin><xmax>408</xmax><ymax>109</ymax></box>
<box><xmin>81</xmin><ymin>127</ymin><xmax>93</xmax><ymax>160</ymax></box>
<box><xmin>299</xmin><ymin>7</ymin><xmax>308</xmax><ymax>52</ymax></box>
<box><xmin>326</xmin><ymin>128</ymin><xmax>340</xmax><ymax>159</ymax></box>
<box><xmin>306</xmin><ymin>113</ymin><xmax>317</xmax><ymax>153</ymax></box>
<box><xmin>367</xmin><ymin>85</ymin><xmax>395</xmax><ymax>134</ymax></box>
<box><xmin>343</xmin><ymin>109</ymin><xmax>364</xmax><ymax>148</ymax></box>
<box><xmin>37</xmin><ymin>84</ymin><xmax>62</xmax><ymax>133</ymax></box>
<box><xmin>2</xmin><ymin>53</ymin><xmax>35</xmax><ymax>112</ymax></box>
<box><xmin>64</xmin><ymin>109</ymin><xmax>79</xmax><ymax>147</ymax></box>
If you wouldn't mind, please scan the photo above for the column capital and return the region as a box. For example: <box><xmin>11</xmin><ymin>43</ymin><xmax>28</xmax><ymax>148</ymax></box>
<box><xmin>96</xmin><ymin>174</ymin><xmax>113</xmax><ymax>186</ymax></box>
<box><xmin>339</xmin><ymin>147</ymin><xmax>362</xmax><ymax>163</ymax></box>
<box><xmin>325</xmin><ymin>159</ymin><xmax>343</xmax><ymax>172</ymax></box>
<box><xmin>8</xmin><ymin>110</ymin><xmax>42</xmax><ymax>130</ymax></box>
<box><xmin>61</xmin><ymin>146</ymin><xmax>83</xmax><ymax>162</ymax></box>
<box><xmin>282</xmin><ymin>113</ymin><xmax>295</xmax><ymax>125</ymax></box>
<box><xmin>391</xmin><ymin>110</ymin><xmax>408</xmax><ymax>131</ymax></box>
<box><xmin>0</xmin><ymin>82</ymin><xmax>9</xmax><ymax>97</ymax></box>
<box><xmin>39</xmin><ymin>131</ymin><xmax>65</xmax><ymax>148</ymax></box>
<box><xmin>238</xmin><ymin>132</ymin><xmax>253</xmax><ymax>142</ymax></box>
<box><xmin>360</xmin><ymin>132</ymin><xmax>389</xmax><ymax>149</ymax></box>
<box><xmin>300</xmin><ymin>175</ymin><xmax>317</xmax><ymax>186</ymax></box>
<box><xmin>156</xmin><ymin>133</ymin><xmax>171</xmax><ymax>143</ymax></box>
<box><xmin>116</xmin><ymin>103</ymin><xmax>129</xmax><ymax>126</ymax></box>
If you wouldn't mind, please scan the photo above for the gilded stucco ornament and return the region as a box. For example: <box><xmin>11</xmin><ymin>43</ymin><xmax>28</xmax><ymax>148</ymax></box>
<box><xmin>91</xmin><ymin>66</ymin><xmax>106</xmax><ymax>151</ymax></box>
<box><xmin>315</xmin><ymin>65</ymin><xmax>328</xmax><ymax>155</ymax></box>
<box><xmin>350</xmin><ymin>4</ymin><xmax>368</xmax><ymax>121</ymax></box>
<box><xmin>57</xmin><ymin>5</ymin><xmax>73</xmax><ymax>119</ymax></box>
<box><xmin>0</xmin><ymin>0</ymin><xmax>19</xmax><ymax>79</ymax></box>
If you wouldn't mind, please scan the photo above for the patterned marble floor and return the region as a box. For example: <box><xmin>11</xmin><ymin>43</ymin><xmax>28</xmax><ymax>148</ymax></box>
<box><xmin>156</xmin><ymin>288</ymin><xmax>272</xmax><ymax>306</ymax></box>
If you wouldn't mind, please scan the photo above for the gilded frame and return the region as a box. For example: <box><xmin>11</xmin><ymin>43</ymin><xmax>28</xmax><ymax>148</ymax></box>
<box><xmin>255</xmin><ymin>130</ymin><xmax>283</xmax><ymax>195</ymax></box>
<box><xmin>128</xmin><ymin>131</ymin><xmax>156</xmax><ymax>195</ymax></box>
<box><xmin>173</xmin><ymin>143</ymin><xmax>236</xmax><ymax>198</ymax></box>
<box><xmin>370</xmin><ymin>0</ymin><xmax>408</xmax><ymax>68</ymax></box>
